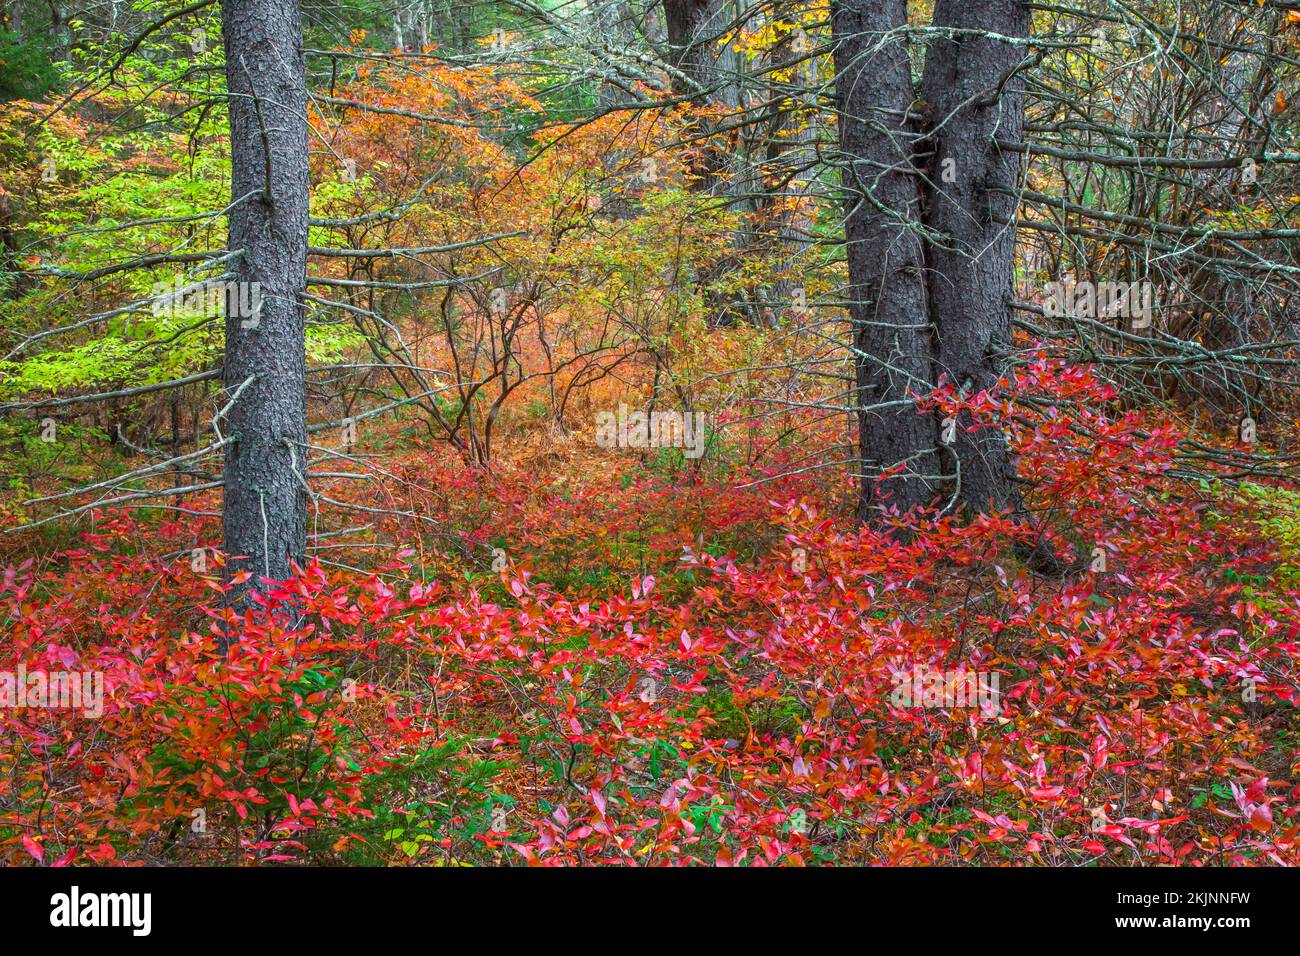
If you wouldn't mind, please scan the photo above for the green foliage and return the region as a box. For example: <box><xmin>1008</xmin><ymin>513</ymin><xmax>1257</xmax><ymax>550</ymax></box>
<box><xmin>307</xmin><ymin>321</ymin><xmax>367</xmax><ymax>364</ymax></box>
<box><xmin>0</xmin><ymin>29</ymin><xmax>60</xmax><ymax>101</ymax></box>
<box><xmin>1238</xmin><ymin>483</ymin><xmax>1300</xmax><ymax>589</ymax></box>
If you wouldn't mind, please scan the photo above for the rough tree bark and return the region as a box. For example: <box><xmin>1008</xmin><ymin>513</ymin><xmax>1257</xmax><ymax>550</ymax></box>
<box><xmin>47</xmin><ymin>0</ymin><xmax>70</xmax><ymax>59</ymax></box>
<box><xmin>918</xmin><ymin>0</ymin><xmax>1029</xmax><ymax>515</ymax></box>
<box><xmin>832</xmin><ymin>0</ymin><xmax>940</xmax><ymax>519</ymax></box>
<box><xmin>831</xmin><ymin>0</ymin><xmax>1030</xmax><ymax>523</ymax></box>
<box><xmin>220</xmin><ymin>0</ymin><xmax>309</xmax><ymax>606</ymax></box>
<box><xmin>662</xmin><ymin>0</ymin><xmax>724</xmax><ymax>97</ymax></box>
<box><xmin>663</xmin><ymin>0</ymin><xmax>760</xmax><ymax>326</ymax></box>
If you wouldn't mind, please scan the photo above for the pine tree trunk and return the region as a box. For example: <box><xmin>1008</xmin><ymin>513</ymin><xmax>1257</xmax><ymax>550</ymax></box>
<box><xmin>832</xmin><ymin>0</ymin><xmax>940</xmax><ymax>519</ymax></box>
<box><xmin>220</xmin><ymin>0</ymin><xmax>309</xmax><ymax>606</ymax></box>
<box><xmin>920</xmin><ymin>0</ymin><xmax>1029</xmax><ymax>516</ymax></box>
